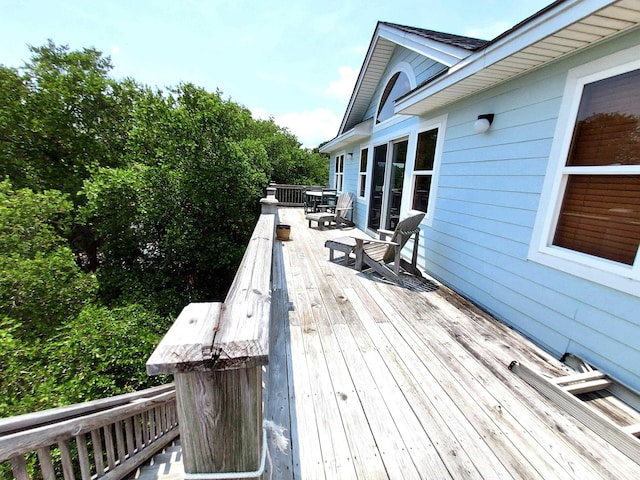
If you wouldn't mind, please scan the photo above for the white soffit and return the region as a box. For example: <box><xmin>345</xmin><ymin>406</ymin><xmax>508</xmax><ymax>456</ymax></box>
<box><xmin>339</xmin><ymin>36</ymin><xmax>395</xmax><ymax>135</ymax></box>
<box><xmin>320</xmin><ymin>119</ymin><xmax>373</xmax><ymax>153</ymax></box>
<box><xmin>396</xmin><ymin>0</ymin><xmax>640</xmax><ymax>117</ymax></box>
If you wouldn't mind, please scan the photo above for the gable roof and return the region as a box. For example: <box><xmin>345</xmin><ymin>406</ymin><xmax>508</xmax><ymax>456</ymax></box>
<box><xmin>322</xmin><ymin>0</ymin><xmax>640</xmax><ymax>153</ymax></box>
<box><xmin>396</xmin><ymin>0</ymin><xmax>640</xmax><ymax>117</ymax></box>
<box><xmin>337</xmin><ymin>21</ymin><xmax>485</xmax><ymax>136</ymax></box>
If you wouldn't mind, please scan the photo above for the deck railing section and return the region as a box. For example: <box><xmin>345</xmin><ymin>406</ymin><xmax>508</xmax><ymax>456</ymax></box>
<box><xmin>0</xmin><ymin>384</ymin><xmax>178</xmax><ymax>480</ymax></box>
<box><xmin>145</xmin><ymin>187</ymin><xmax>278</xmax><ymax>478</ymax></box>
<box><xmin>271</xmin><ymin>183</ymin><xmax>323</xmax><ymax>206</ymax></box>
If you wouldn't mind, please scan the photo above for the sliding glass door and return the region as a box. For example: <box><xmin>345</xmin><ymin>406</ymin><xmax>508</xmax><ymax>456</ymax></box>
<box><xmin>386</xmin><ymin>140</ymin><xmax>407</xmax><ymax>230</ymax></box>
<box><xmin>367</xmin><ymin>144</ymin><xmax>387</xmax><ymax>231</ymax></box>
<box><xmin>367</xmin><ymin>139</ymin><xmax>408</xmax><ymax>231</ymax></box>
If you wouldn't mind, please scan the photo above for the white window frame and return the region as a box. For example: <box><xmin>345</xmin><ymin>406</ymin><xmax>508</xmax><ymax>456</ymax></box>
<box><xmin>374</xmin><ymin>62</ymin><xmax>416</xmax><ymax>130</ymax></box>
<box><xmin>404</xmin><ymin>114</ymin><xmax>447</xmax><ymax>227</ymax></box>
<box><xmin>358</xmin><ymin>146</ymin><xmax>368</xmax><ymax>199</ymax></box>
<box><xmin>528</xmin><ymin>45</ymin><xmax>640</xmax><ymax>296</ymax></box>
<box><xmin>334</xmin><ymin>153</ymin><xmax>345</xmax><ymax>192</ymax></box>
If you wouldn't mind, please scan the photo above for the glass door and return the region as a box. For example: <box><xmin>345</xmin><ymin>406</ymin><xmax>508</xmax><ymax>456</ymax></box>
<box><xmin>385</xmin><ymin>140</ymin><xmax>408</xmax><ymax>230</ymax></box>
<box><xmin>367</xmin><ymin>139</ymin><xmax>408</xmax><ymax>231</ymax></box>
<box><xmin>367</xmin><ymin>144</ymin><xmax>387</xmax><ymax>231</ymax></box>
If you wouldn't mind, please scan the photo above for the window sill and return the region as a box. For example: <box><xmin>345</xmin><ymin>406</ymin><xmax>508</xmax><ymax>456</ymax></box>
<box><xmin>528</xmin><ymin>246</ymin><xmax>640</xmax><ymax>297</ymax></box>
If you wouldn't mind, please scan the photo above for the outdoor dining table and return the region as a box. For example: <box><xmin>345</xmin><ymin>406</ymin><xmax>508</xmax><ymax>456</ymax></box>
<box><xmin>305</xmin><ymin>190</ymin><xmax>337</xmax><ymax>212</ymax></box>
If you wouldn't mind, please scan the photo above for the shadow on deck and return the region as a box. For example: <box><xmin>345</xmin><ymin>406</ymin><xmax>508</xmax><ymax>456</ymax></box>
<box><xmin>264</xmin><ymin>207</ymin><xmax>640</xmax><ymax>480</ymax></box>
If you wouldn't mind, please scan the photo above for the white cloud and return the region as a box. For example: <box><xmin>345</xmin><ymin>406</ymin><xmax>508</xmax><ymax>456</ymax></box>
<box><xmin>276</xmin><ymin>108</ymin><xmax>340</xmax><ymax>148</ymax></box>
<box><xmin>325</xmin><ymin>66</ymin><xmax>358</xmax><ymax>101</ymax></box>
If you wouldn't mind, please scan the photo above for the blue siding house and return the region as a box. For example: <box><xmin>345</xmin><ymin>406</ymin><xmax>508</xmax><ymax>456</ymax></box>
<box><xmin>320</xmin><ymin>0</ymin><xmax>640</xmax><ymax>391</ymax></box>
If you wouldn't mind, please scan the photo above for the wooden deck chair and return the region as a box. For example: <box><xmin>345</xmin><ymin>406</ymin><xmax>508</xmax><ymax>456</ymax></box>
<box><xmin>353</xmin><ymin>211</ymin><xmax>425</xmax><ymax>285</ymax></box>
<box><xmin>306</xmin><ymin>192</ymin><xmax>353</xmax><ymax>229</ymax></box>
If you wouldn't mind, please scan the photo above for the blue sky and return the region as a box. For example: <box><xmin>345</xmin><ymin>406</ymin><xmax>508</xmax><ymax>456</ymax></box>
<box><xmin>0</xmin><ymin>0</ymin><xmax>552</xmax><ymax>147</ymax></box>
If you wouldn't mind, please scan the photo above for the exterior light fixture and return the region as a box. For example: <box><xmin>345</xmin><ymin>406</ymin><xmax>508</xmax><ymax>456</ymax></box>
<box><xmin>473</xmin><ymin>113</ymin><xmax>494</xmax><ymax>134</ymax></box>
<box><xmin>347</xmin><ymin>152</ymin><xmax>353</xmax><ymax>160</ymax></box>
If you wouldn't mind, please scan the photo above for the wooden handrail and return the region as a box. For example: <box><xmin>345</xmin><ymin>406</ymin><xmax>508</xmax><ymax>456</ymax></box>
<box><xmin>0</xmin><ymin>384</ymin><xmax>175</xmax><ymax>436</ymax></box>
<box><xmin>146</xmin><ymin>212</ymin><xmax>274</xmax><ymax>373</ymax></box>
<box><xmin>145</xmin><ymin>187</ymin><xmax>278</xmax><ymax>477</ymax></box>
<box><xmin>0</xmin><ymin>385</ymin><xmax>178</xmax><ymax>480</ymax></box>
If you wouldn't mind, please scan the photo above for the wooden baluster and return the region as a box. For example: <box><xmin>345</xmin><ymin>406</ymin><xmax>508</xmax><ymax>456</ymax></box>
<box><xmin>104</xmin><ymin>425</ymin><xmax>116</xmax><ymax>470</ymax></box>
<box><xmin>148</xmin><ymin>408</ymin><xmax>156</xmax><ymax>442</ymax></box>
<box><xmin>58</xmin><ymin>439</ymin><xmax>75</xmax><ymax>480</ymax></box>
<box><xmin>161</xmin><ymin>403</ymin><xmax>168</xmax><ymax>432</ymax></box>
<box><xmin>9</xmin><ymin>455</ymin><xmax>29</xmax><ymax>480</ymax></box>
<box><xmin>154</xmin><ymin>406</ymin><xmax>162</xmax><ymax>438</ymax></box>
<box><xmin>37</xmin><ymin>446</ymin><xmax>56</xmax><ymax>480</ymax></box>
<box><xmin>90</xmin><ymin>428</ymin><xmax>105</xmax><ymax>475</ymax></box>
<box><xmin>134</xmin><ymin>413</ymin><xmax>143</xmax><ymax>451</ymax></box>
<box><xmin>76</xmin><ymin>434</ymin><xmax>92</xmax><ymax>480</ymax></box>
<box><xmin>115</xmin><ymin>420</ymin><xmax>126</xmax><ymax>463</ymax></box>
<box><xmin>125</xmin><ymin>417</ymin><xmax>135</xmax><ymax>456</ymax></box>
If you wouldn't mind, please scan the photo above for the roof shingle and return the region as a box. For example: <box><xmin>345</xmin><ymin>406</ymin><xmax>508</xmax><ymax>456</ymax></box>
<box><xmin>379</xmin><ymin>21</ymin><xmax>489</xmax><ymax>51</ymax></box>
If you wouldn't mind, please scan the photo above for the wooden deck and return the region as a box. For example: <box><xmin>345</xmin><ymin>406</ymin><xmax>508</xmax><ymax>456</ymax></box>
<box><xmin>265</xmin><ymin>207</ymin><xmax>640</xmax><ymax>480</ymax></box>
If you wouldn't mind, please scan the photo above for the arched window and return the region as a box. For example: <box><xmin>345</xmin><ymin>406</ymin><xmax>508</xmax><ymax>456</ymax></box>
<box><xmin>376</xmin><ymin>71</ymin><xmax>411</xmax><ymax>124</ymax></box>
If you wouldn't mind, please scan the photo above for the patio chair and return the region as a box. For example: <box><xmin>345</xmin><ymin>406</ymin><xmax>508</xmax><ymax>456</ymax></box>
<box><xmin>306</xmin><ymin>192</ymin><xmax>353</xmax><ymax>229</ymax></box>
<box><xmin>327</xmin><ymin>210</ymin><xmax>425</xmax><ymax>285</ymax></box>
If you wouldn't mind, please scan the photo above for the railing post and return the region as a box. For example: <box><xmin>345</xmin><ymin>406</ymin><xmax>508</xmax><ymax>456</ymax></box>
<box><xmin>173</xmin><ymin>367</ymin><xmax>262</xmax><ymax>474</ymax></box>
<box><xmin>147</xmin><ymin>188</ymin><xmax>275</xmax><ymax>479</ymax></box>
<box><xmin>260</xmin><ymin>185</ymin><xmax>278</xmax><ymax>215</ymax></box>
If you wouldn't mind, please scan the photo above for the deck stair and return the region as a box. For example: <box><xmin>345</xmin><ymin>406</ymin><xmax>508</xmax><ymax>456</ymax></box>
<box><xmin>509</xmin><ymin>356</ymin><xmax>640</xmax><ymax>465</ymax></box>
<box><xmin>132</xmin><ymin>441</ymin><xmax>183</xmax><ymax>480</ymax></box>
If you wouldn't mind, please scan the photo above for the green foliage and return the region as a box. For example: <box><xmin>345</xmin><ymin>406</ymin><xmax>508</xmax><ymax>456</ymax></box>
<box><xmin>0</xmin><ymin>40</ymin><xmax>330</xmax><ymax>423</ymax></box>
<box><xmin>251</xmin><ymin>118</ymin><xmax>329</xmax><ymax>185</ymax></box>
<box><xmin>82</xmin><ymin>84</ymin><xmax>275</xmax><ymax>311</ymax></box>
<box><xmin>0</xmin><ymin>41</ymin><xmax>135</xmax><ymax>198</ymax></box>
<box><xmin>46</xmin><ymin>304</ymin><xmax>171</xmax><ymax>404</ymax></box>
<box><xmin>0</xmin><ymin>181</ymin><xmax>97</xmax><ymax>335</ymax></box>
<box><xmin>0</xmin><ymin>304</ymin><xmax>169</xmax><ymax>417</ymax></box>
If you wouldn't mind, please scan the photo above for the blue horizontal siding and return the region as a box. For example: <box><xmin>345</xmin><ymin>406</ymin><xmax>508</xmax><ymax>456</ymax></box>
<box><xmin>327</xmin><ymin>28</ymin><xmax>640</xmax><ymax>391</ymax></box>
<box><xmin>424</xmin><ymin>31</ymin><xmax>640</xmax><ymax>390</ymax></box>
<box><xmin>436</xmin><ymin>198</ymin><xmax>536</xmax><ymax>227</ymax></box>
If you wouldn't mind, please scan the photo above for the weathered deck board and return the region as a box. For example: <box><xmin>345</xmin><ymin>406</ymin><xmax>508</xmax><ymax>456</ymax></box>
<box><xmin>265</xmin><ymin>207</ymin><xmax>640</xmax><ymax>480</ymax></box>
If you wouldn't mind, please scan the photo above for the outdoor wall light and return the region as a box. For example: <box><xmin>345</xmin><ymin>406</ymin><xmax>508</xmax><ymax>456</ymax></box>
<box><xmin>347</xmin><ymin>152</ymin><xmax>353</xmax><ymax>160</ymax></box>
<box><xmin>473</xmin><ymin>113</ymin><xmax>494</xmax><ymax>134</ymax></box>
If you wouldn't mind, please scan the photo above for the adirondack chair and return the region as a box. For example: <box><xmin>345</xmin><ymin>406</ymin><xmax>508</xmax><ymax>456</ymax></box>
<box><xmin>306</xmin><ymin>192</ymin><xmax>353</xmax><ymax>229</ymax></box>
<box><xmin>352</xmin><ymin>211</ymin><xmax>425</xmax><ymax>285</ymax></box>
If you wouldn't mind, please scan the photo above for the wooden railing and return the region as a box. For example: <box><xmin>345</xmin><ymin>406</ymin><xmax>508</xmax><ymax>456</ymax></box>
<box><xmin>145</xmin><ymin>187</ymin><xmax>278</xmax><ymax>478</ymax></box>
<box><xmin>271</xmin><ymin>183</ymin><xmax>324</xmax><ymax>206</ymax></box>
<box><xmin>0</xmin><ymin>187</ymin><xmax>281</xmax><ymax>480</ymax></box>
<box><xmin>0</xmin><ymin>384</ymin><xmax>178</xmax><ymax>480</ymax></box>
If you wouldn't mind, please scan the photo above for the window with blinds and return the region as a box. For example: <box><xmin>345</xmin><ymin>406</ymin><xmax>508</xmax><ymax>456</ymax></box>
<box><xmin>552</xmin><ymin>68</ymin><xmax>640</xmax><ymax>265</ymax></box>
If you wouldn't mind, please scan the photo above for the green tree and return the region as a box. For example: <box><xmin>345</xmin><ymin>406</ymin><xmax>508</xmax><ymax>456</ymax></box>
<box><xmin>251</xmin><ymin>117</ymin><xmax>328</xmax><ymax>185</ymax></box>
<box><xmin>82</xmin><ymin>84</ymin><xmax>273</xmax><ymax>313</ymax></box>
<box><xmin>0</xmin><ymin>41</ymin><xmax>138</xmax><ymax>198</ymax></box>
<box><xmin>44</xmin><ymin>304</ymin><xmax>171</xmax><ymax>404</ymax></box>
<box><xmin>0</xmin><ymin>180</ymin><xmax>98</xmax><ymax>418</ymax></box>
<box><xmin>0</xmin><ymin>41</ymin><xmax>330</xmax><ymax>425</ymax></box>
<box><xmin>0</xmin><ymin>180</ymin><xmax>97</xmax><ymax>336</ymax></box>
